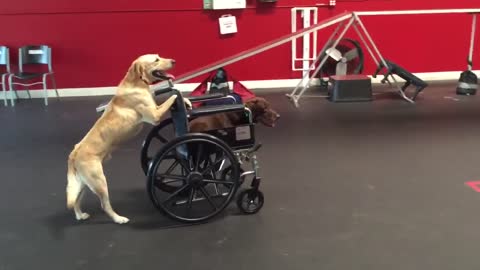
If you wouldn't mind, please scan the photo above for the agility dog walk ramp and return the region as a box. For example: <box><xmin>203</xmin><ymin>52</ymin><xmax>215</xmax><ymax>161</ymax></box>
<box><xmin>288</xmin><ymin>8</ymin><xmax>480</xmax><ymax>108</ymax></box>
<box><xmin>96</xmin><ymin>8</ymin><xmax>480</xmax><ymax>112</ymax></box>
<box><xmin>96</xmin><ymin>12</ymin><xmax>352</xmax><ymax>113</ymax></box>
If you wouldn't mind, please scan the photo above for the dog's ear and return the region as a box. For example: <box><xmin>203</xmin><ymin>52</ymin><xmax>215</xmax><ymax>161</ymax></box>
<box><xmin>126</xmin><ymin>60</ymin><xmax>144</xmax><ymax>80</ymax></box>
<box><xmin>245</xmin><ymin>97</ymin><xmax>260</xmax><ymax>107</ymax></box>
<box><xmin>134</xmin><ymin>61</ymin><xmax>144</xmax><ymax>77</ymax></box>
<box><xmin>246</xmin><ymin>97</ymin><xmax>268</xmax><ymax>110</ymax></box>
<box><xmin>125</xmin><ymin>61</ymin><xmax>145</xmax><ymax>84</ymax></box>
<box><xmin>244</xmin><ymin>97</ymin><xmax>265</xmax><ymax>119</ymax></box>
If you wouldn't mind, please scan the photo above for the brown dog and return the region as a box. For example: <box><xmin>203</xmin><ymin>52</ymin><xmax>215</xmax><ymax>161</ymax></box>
<box><xmin>66</xmin><ymin>54</ymin><xmax>191</xmax><ymax>224</ymax></box>
<box><xmin>189</xmin><ymin>96</ymin><xmax>280</xmax><ymax>132</ymax></box>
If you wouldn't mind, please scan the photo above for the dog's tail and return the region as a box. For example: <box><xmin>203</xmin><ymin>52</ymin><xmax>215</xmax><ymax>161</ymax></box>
<box><xmin>66</xmin><ymin>150</ymin><xmax>81</xmax><ymax>210</ymax></box>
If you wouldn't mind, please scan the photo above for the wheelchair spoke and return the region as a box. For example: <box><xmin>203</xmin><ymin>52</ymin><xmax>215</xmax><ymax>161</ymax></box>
<box><xmin>158</xmin><ymin>174</ymin><xmax>186</xmax><ymax>182</ymax></box>
<box><xmin>186</xmin><ymin>187</ymin><xmax>195</xmax><ymax>213</ymax></box>
<box><xmin>154</xmin><ymin>133</ymin><xmax>168</xmax><ymax>143</ymax></box>
<box><xmin>199</xmin><ymin>186</ymin><xmax>217</xmax><ymax>210</ymax></box>
<box><xmin>177</xmin><ymin>158</ymin><xmax>191</xmax><ymax>173</ymax></box>
<box><xmin>164</xmin><ymin>159</ymin><xmax>179</xmax><ymax>174</ymax></box>
<box><xmin>194</xmin><ymin>143</ymin><xmax>204</xmax><ymax>171</ymax></box>
<box><xmin>201</xmin><ymin>153</ymin><xmax>225</xmax><ymax>175</ymax></box>
<box><xmin>163</xmin><ymin>184</ymin><xmax>191</xmax><ymax>204</ymax></box>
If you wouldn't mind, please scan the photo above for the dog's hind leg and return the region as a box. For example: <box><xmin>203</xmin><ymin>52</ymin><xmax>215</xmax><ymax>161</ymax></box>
<box><xmin>73</xmin><ymin>185</ymin><xmax>90</xmax><ymax>220</ymax></box>
<box><xmin>67</xmin><ymin>162</ymin><xmax>90</xmax><ymax>221</ymax></box>
<box><xmin>81</xmin><ymin>161</ymin><xmax>129</xmax><ymax>224</ymax></box>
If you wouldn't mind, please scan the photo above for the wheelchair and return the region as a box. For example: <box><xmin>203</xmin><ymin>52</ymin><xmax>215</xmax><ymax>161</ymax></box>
<box><xmin>140</xmin><ymin>83</ymin><xmax>265</xmax><ymax>223</ymax></box>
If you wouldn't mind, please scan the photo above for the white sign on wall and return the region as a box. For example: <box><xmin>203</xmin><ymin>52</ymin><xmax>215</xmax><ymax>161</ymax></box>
<box><xmin>213</xmin><ymin>0</ymin><xmax>246</xmax><ymax>10</ymax></box>
<box><xmin>219</xmin><ymin>14</ymin><xmax>238</xmax><ymax>35</ymax></box>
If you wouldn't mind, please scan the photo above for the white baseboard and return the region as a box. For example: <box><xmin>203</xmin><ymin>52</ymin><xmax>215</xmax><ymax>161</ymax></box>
<box><xmin>0</xmin><ymin>70</ymin><xmax>478</xmax><ymax>100</ymax></box>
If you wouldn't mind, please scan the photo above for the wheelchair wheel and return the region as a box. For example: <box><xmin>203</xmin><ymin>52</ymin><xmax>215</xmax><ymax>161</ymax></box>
<box><xmin>147</xmin><ymin>133</ymin><xmax>241</xmax><ymax>223</ymax></box>
<box><xmin>140</xmin><ymin>118</ymin><xmax>175</xmax><ymax>174</ymax></box>
<box><xmin>236</xmin><ymin>188</ymin><xmax>264</xmax><ymax>214</ymax></box>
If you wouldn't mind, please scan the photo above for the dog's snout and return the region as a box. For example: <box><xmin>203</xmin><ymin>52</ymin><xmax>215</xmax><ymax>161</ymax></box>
<box><xmin>171</xmin><ymin>59</ymin><xmax>176</xmax><ymax>65</ymax></box>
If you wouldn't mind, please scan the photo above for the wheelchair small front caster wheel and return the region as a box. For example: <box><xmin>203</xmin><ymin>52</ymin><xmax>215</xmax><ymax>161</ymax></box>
<box><xmin>237</xmin><ymin>189</ymin><xmax>264</xmax><ymax>214</ymax></box>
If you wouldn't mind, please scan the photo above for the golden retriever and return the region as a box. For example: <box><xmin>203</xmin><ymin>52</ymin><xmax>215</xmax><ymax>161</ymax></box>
<box><xmin>66</xmin><ymin>54</ymin><xmax>191</xmax><ymax>224</ymax></box>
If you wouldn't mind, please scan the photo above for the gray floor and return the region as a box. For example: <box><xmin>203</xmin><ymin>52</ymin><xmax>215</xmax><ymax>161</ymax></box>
<box><xmin>2</xmin><ymin>82</ymin><xmax>480</xmax><ymax>270</ymax></box>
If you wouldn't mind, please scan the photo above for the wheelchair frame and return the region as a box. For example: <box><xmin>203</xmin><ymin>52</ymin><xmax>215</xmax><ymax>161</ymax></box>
<box><xmin>140</xmin><ymin>82</ymin><xmax>265</xmax><ymax>223</ymax></box>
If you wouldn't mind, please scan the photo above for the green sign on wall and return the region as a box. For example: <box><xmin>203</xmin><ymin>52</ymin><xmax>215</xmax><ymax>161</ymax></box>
<box><xmin>203</xmin><ymin>0</ymin><xmax>213</xmax><ymax>9</ymax></box>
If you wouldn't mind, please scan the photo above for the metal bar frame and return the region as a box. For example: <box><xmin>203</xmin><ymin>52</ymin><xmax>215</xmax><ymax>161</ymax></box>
<box><xmin>286</xmin><ymin>21</ymin><xmax>345</xmax><ymax>100</ymax></box>
<box><xmin>95</xmin><ymin>8</ymin><xmax>480</xmax><ymax>112</ymax></box>
<box><xmin>153</xmin><ymin>12</ymin><xmax>353</xmax><ymax>89</ymax></box>
<box><xmin>287</xmin><ymin>17</ymin><xmax>356</xmax><ymax>107</ymax></box>
<box><xmin>355</xmin><ymin>8</ymin><xmax>480</xmax><ymax>16</ymax></box>
<box><xmin>289</xmin><ymin>12</ymin><xmax>415</xmax><ymax>106</ymax></box>
<box><xmin>353</xmin><ymin>13</ymin><xmax>414</xmax><ymax>103</ymax></box>
<box><xmin>96</xmin><ymin>11</ymin><xmax>352</xmax><ymax>113</ymax></box>
<box><xmin>290</xmin><ymin>9</ymin><xmax>480</xmax><ymax>107</ymax></box>
<box><xmin>291</xmin><ymin>7</ymin><xmax>318</xmax><ymax>72</ymax></box>
<box><xmin>468</xmin><ymin>13</ymin><xmax>477</xmax><ymax>70</ymax></box>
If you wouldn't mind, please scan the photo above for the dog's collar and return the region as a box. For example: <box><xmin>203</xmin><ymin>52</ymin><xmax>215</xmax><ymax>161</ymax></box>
<box><xmin>247</xmin><ymin>111</ymin><xmax>258</xmax><ymax>123</ymax></box>
<box><xmin>140</xmin><ymin>76</ymin><xmax>150</xmax><ymax>86</ymax></box>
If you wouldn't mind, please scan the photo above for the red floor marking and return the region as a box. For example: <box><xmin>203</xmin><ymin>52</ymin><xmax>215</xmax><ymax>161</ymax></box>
<box><xmin>465</xmin><ymin>181</ymin><xmax>480</xmax><ymax>192</ymax></box>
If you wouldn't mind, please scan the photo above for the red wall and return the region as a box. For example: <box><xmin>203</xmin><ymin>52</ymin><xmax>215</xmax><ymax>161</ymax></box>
<box><xmin>0</xmin><ymin>0</ymin><xmax>478</xmax><ymax>89</ymax></box>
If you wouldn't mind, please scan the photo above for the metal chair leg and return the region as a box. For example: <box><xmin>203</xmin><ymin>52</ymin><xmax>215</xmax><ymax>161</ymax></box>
<box><xmin>1</xmin><ymin>74</ymin><xmax>7</xmax><ymax>106</ymax></box>
<box><xmin>42</xmin><ymin>74</ymin><xmax>48</xmax><ymax>106</ymax></box>
<box><xmin>51</xmin><ymin>73</ymin><xmax>59</xmax><ymax>100</ymax></box>
<box><xmin>8</xmin><ymin>74</ymin><xmax>15</xmax><ymax>107</ymax></box>
<box><xmin>25</xmin><ymin>85</ymin><xmax>32</xmax><ymax>99</ymax></box>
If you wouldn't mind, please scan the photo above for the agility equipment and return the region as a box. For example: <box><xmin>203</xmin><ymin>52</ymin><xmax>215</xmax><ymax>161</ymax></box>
<box><xmin>96</xmin><ymin>8</ymin><xmax>480</xmax><ymax>113</ymax></box>
<box><xmin>287</xmin><ymin>8</ymin><xmax>480</xmax><ymax>107</ymax></box>
<box><xmin>457</xmin><ymin>13</ymin><xmax>478</xmax><ymax>95</ymax></box>
<box><xmin>95</xmin><ymin>11</ymin><xmax>351</xmax><ymax>113</ymax></box>
<box><xmin>373</xmin><ymin>59</ymin><xmax>428</xmax><ymax>101</ymax></box>
<box><xmin>291</xmin><ymin>7</ymin><xmax>319</xmax><ymax>87</ymax></box>
<box><xmin>322</xmin><ymin>38</ymin><xmax>364</xmax><ymax>77</ymax></box>
<box><xmin>314</xmin><ymin>38</ymin><xmax>364</xmax><ymax>88</ymax></box>
<box><xmin>328</xmin><ymin>75</ymin><xmax>372</xmax><ymax>102</ymax></box>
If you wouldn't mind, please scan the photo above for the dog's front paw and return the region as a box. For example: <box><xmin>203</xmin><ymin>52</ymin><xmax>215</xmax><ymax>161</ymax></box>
<box><xmin>183</xmin><ymin>98</ymin><xmax>192</xmax><ymax>109</ymax></box>
<box><xmin>113</xmin><ymin>215</ymin><xmax>130</xmax><ymax>224</ymax></box>
<box><xmin>76</xmin><ymin>212</ymin><xmax>90</xmax><ymax>221</ymax></box>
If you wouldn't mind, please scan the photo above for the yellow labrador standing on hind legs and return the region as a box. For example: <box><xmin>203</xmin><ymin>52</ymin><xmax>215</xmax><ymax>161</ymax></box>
<box><xmin>66</xmin><ymin>54</ymin><xmax>191</xmax><ymax>224</ymax></box>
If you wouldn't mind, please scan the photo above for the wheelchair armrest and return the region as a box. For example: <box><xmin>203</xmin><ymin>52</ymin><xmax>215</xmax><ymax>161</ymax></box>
<box><xmin>153</xmin><ymin>87</ymin><xmax>175</xmax><ymax>96</ymax></box>
<box><xmin>187</xmin><ymin>93</ymin><xmax>226</xmax><ymax>102</ymax></box>
<box><xmin>96</xmin><ymin>101</ymin><xmax>109</xmax><ymax>113</ymax></box>
<box><xmin>189</xmin><ymin>104</ymin><xmax>246</xmax><ymax>117</ymax></box>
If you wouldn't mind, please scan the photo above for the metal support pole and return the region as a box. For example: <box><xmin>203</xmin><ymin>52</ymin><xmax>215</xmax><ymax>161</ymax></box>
<box><xmin>352</xmin><ymin>22</ymin><xmax>379</xmax><ymax>67</ymax></box>
<box><xmin>287</xmin><ymin>21</ymin><xmax>345</xmax><ymax>99</ymax></box>
<box><xmin>302</xmin><ymin>9</ymin><xmax>312</xmax><ymax>87</ymax></box>
<box><xmin>354</xmin><ymin>13</ymin><xmax>414</xmax><ymax>103</ymax></box>
<box><xmin>468</xmin><ymin>13</ymin><xmax>477</xmax><ymax>70</ymax></box>
<box><xmin>294</xmin><ymin>17</ymin><xmax>356</xmax><ymax>107</ymax></box>
<box><xmin>288</xmin><ymin>17</ymin><xmax>356</xmax><ymax>107</ymax></box>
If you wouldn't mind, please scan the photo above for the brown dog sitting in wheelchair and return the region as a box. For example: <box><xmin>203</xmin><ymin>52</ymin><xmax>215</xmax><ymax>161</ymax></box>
<box><xmin>188</xmin><ymin>96</ymin><xmax>280</xmax><ymax>133</ymax></box>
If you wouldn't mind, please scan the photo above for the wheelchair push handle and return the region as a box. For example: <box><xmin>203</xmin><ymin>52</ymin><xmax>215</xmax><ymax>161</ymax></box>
<box><xmin>153</xmin><ymin>79</ymin><xmax>175</xmax><ymax>96</ymax></box>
